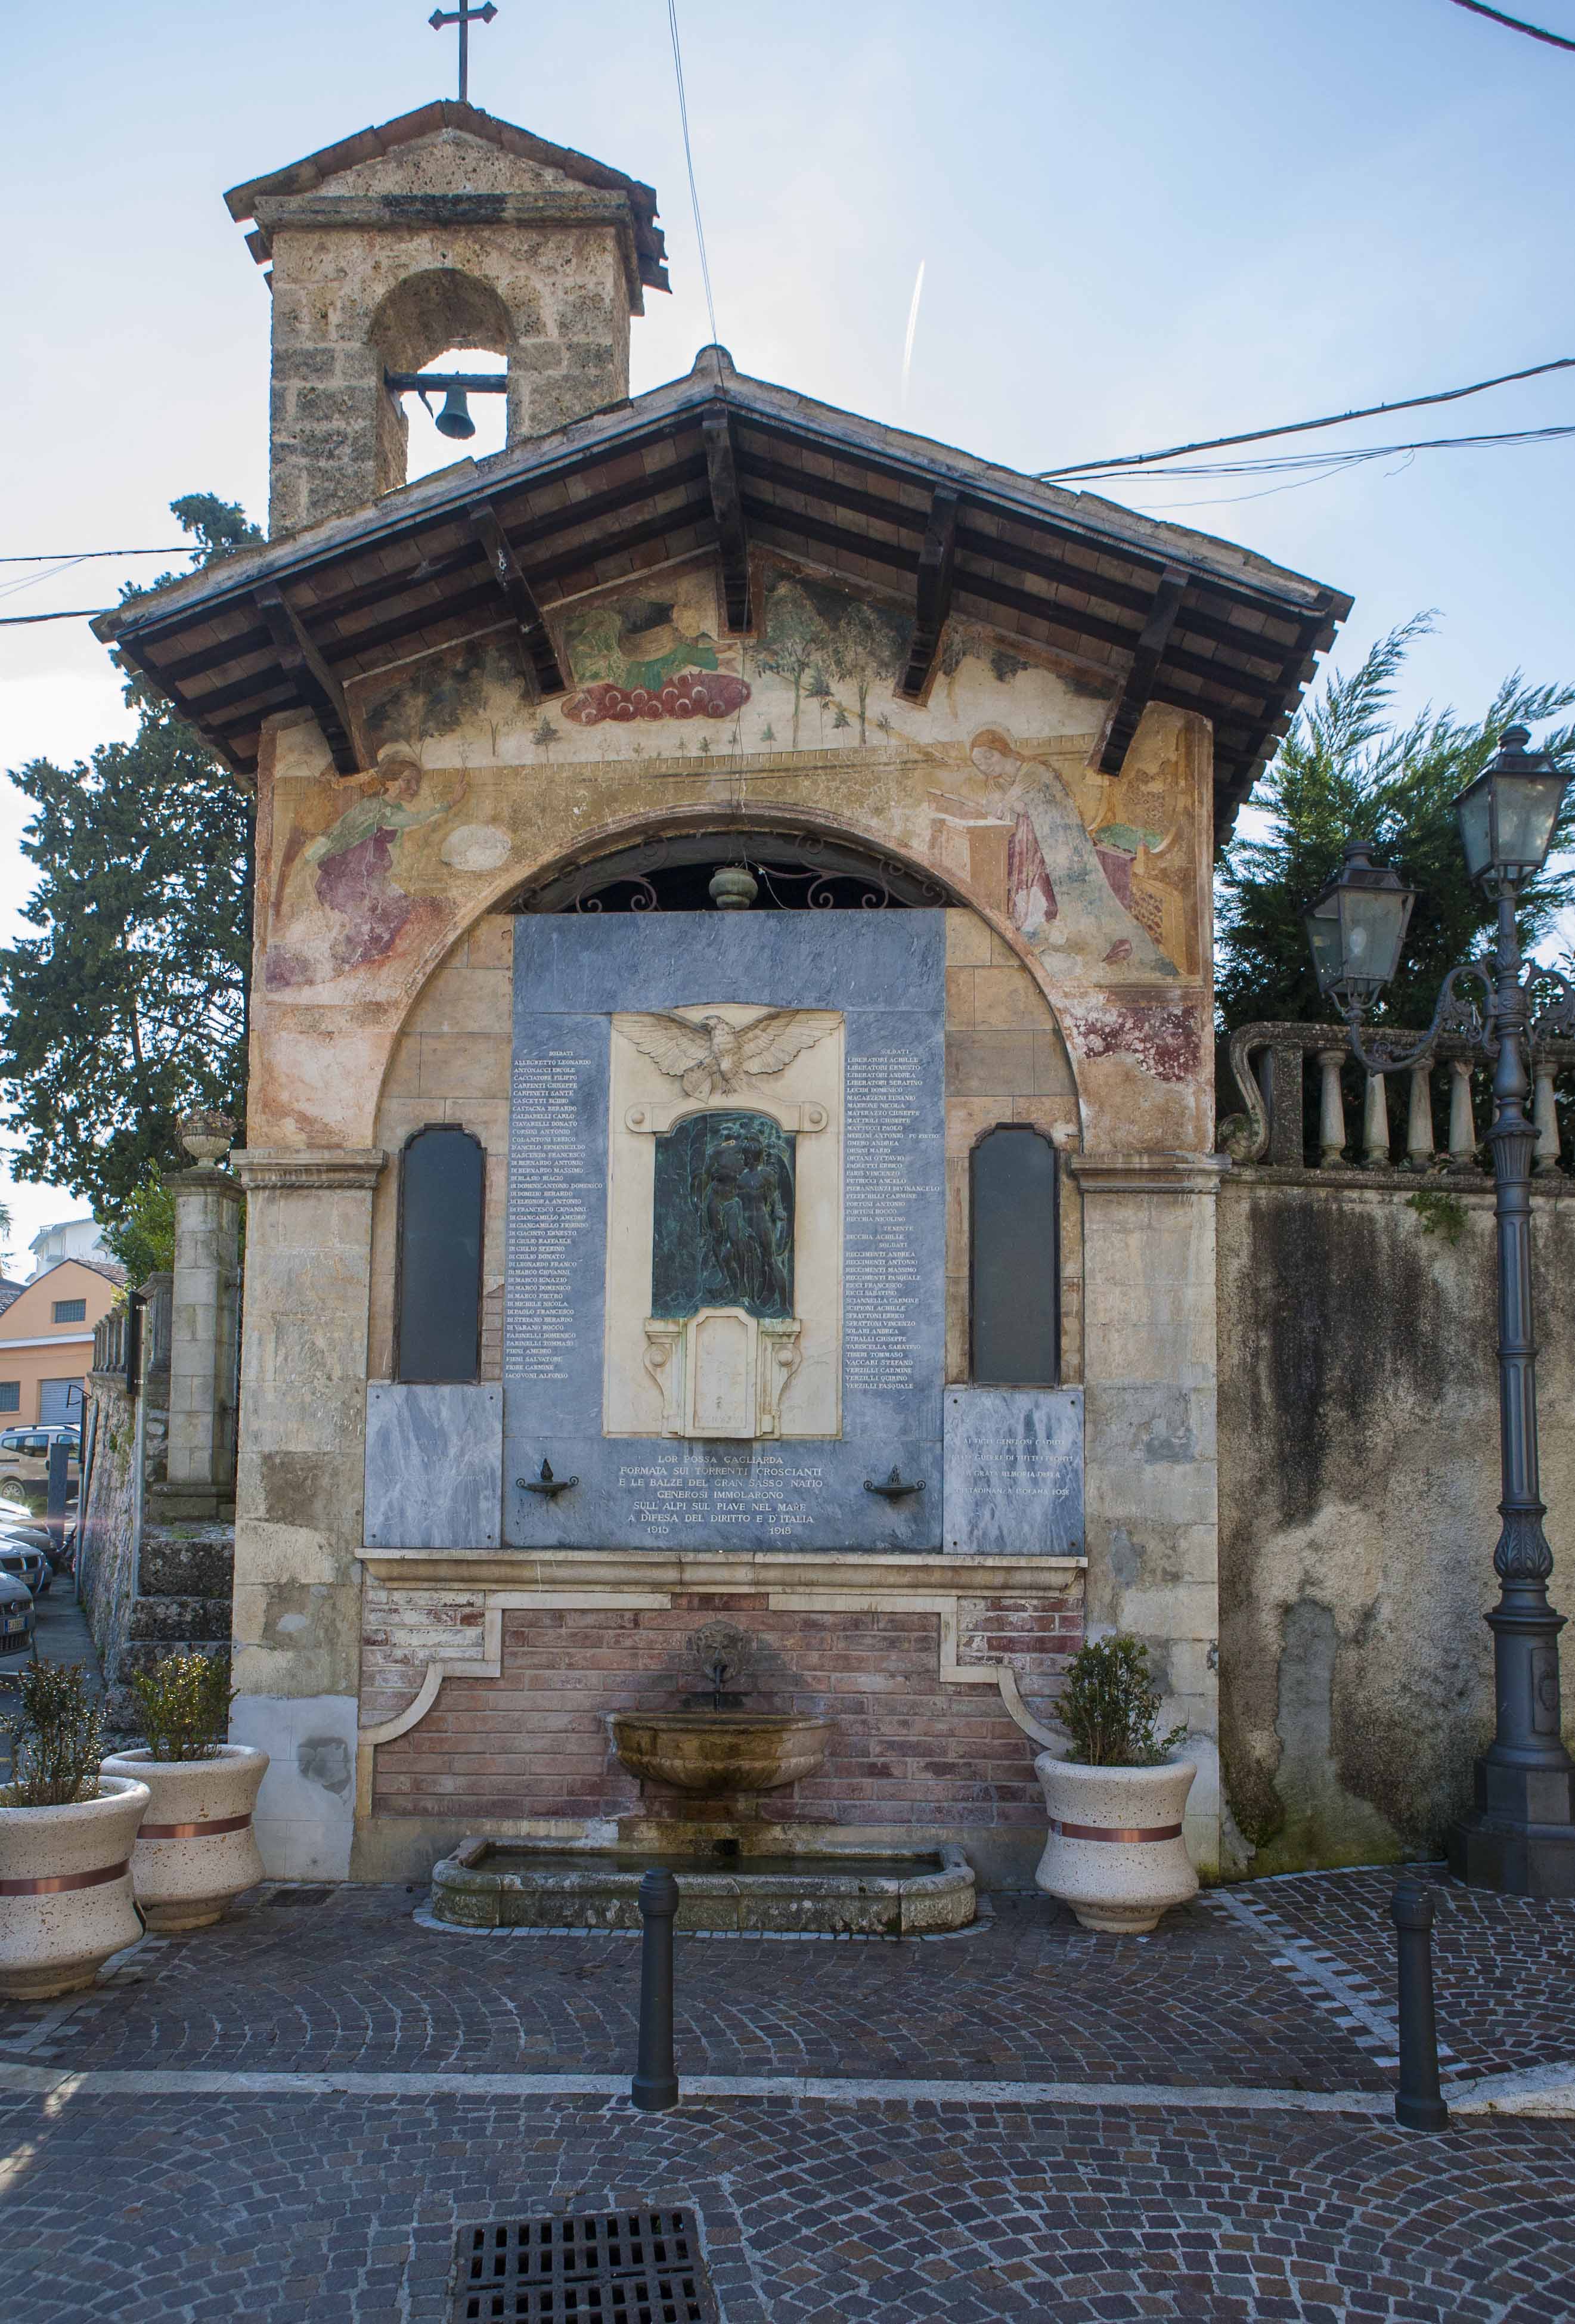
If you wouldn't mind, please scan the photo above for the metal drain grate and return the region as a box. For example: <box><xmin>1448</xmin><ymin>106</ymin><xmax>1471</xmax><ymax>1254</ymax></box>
<box><xmin>451</xmin><ymin>2208</ymin><xmax>717</xmax><ymax>2322</ymax></box>
<box><xmin>266</xmin><ymin>1885</ymin><xmax>334</xmax><ymax>1908</ymax></box>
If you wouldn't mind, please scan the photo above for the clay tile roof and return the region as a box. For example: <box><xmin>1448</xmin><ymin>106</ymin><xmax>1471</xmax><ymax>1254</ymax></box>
<box><xmin>222</xmin><ymin>100</ymin><xmax>668</xmax><ymax>293</ymax></box>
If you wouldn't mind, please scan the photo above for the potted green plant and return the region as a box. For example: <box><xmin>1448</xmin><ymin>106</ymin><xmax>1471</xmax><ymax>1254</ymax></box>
<box><xmin>0</xmin><ymin>1659</ymin><xmax>148</xmax><ymax>1998</ymax></box>
<box><xmin>101</xmin><ymin>1653</ymin><xmax>266</xmax><ymax>1931</ymax></box>
<box><xmin>1034</xmin><ymin>1633</ymin><xmax>1198</xmax><ymax>1933</ymax></box>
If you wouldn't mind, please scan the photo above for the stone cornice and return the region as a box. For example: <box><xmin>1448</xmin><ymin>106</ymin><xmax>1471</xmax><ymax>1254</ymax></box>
<box><xmin>358</xmin><ymin>1547</ymin><xmax>1085</xmax><ymax>1591</ymax></box>
<box><xmin>1067</xmin><ymin>1151</ymin><xmax>1230</xmax><ymax>1197</ymax></box>
<box><xmin>253</xmin><ymin>190</ymin><xmax>634</xmax><ymax>234</ymax></box>
<box><xmin>229</xmin><ymin>1147</ymin><xmax>387</xmax><ymax>1192</ymax></box>
<box><xmin>162</xmin><ymin>1166</ymin><xmax>244</xmax><ymax>1200</ymax></box>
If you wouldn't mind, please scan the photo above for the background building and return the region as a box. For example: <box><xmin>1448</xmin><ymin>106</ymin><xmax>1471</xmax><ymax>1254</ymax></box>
<box><xmin>27</xmin><ymin>1216</ymin><xmax>111</xmax><ymax>1282</ymax></box>
<box><xmin>0</xmin><ymin>1258</ymin><xmax>122</xmax><ymax>1425</ymax></box>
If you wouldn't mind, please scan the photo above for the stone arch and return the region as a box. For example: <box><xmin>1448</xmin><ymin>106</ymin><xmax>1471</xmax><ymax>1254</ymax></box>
<box><xmin>373</xmin><ymin>802</ymin><xmax>1086</xmax><ymax>1132</ymax></box>
<box><xmin>367</xmin><ymin>802</ymin><xmax>1087</xmax><ymax>1390</ymax></box>
<box><xmin>368</xmin><ymin>267</ymin><xmax>518</xmax><ymax>495</ymax></box>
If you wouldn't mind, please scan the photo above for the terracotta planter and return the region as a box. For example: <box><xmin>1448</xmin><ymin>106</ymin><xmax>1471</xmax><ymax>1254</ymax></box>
<box><xmin>100</xmin><ymin>1745</ymin><xmax>268</xmax><ymax>1932</ymax></box>
<box><xmin>1034</xmin><ymin>1754</ymin><xmax>1199</xmax><ymax>1933</ymax></box>
<box><xmin>0</xmin><ymin>1775</ymin><xmax>149</xmax><ymax>1999</ymax></box>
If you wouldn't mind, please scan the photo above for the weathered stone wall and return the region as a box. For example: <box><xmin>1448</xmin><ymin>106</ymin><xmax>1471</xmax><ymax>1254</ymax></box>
<box><xmin>1217</xmin><ymin>1173</ymin><xmax>1575</xmax><ymax>1871</ymax></box>
<box><xmin>78</xmin><ymin>1369</ymin><xmax>154</xmax><ymax>1681</ymax></box>
<box><xmin>79</xmin><ymin>1370</ymin><xmax>235</xmax><ymax>1733</ymax></box>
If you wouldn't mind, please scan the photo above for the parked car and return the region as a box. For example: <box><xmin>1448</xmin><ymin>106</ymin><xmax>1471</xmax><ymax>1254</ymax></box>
<box><xmin>0</xmin><ymin>1542</ymin><xmax>49</xmax><ymax>1598</ymax></box>
<box><xmin>0</xmin><ymin>1573</ymin><xmax>35</xmax><ymax>1663</ymax></box>
<box><xmin>0</xmin><ymin>1430</ymin><xmax>80</xmax><ymax>1494</ymax></box>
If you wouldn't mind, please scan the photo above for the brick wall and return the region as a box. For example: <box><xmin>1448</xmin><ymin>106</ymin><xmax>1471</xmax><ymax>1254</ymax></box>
<box><xmin>364</xmin><ymin>1586</ymin><xmax>1083</xmax><ymax>1828</ymax></box>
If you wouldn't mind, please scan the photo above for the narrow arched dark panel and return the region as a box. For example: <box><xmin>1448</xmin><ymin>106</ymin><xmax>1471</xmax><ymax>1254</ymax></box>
<box><xmin>396</xmin><ymin>1124</ymin><xmax>484</xmax><ymax>1383</ymax></box>
<box><xmin>971</xmin><ymin>1127</ymin><xmax>1059</xmax><ymax>1386</ymax></box>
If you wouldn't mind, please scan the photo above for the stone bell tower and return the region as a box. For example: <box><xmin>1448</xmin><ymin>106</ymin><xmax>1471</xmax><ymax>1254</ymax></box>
<box><xmin>223</xmin><ymin>101</ymin><xmax>669</xmax><ymax>537</ymax></box>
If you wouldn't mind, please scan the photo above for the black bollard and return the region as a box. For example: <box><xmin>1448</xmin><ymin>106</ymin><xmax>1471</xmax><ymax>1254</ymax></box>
<box><xmin>1391</xmin><ymin>1880</ymin><xmax>1449</xmax><ymax>2132</ymax></box>
<box><xmin>631</xmin><ymin>1867</ymin><xmax>680</xmax><ymax>2112</ymax></box>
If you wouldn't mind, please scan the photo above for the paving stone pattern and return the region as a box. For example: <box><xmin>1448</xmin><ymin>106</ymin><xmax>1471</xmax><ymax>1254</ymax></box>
<box><xmin>1</xmin><ymin>1885</ymin><xmax>1394</xmax><ymax>2091</ymax></box>
<box><xmin>1</xmin><ymin>1867</ymin><xmax>1573</xmax><ymax>2319</ymax></box>
<box><xmin>1237</xmin><ymin>1864</ymin><xmax>1575</xmax><ymax>2084</ymax></box>
<box><xmin>2</xmin><ymin>2087</ymin><xmax>1573</xmax><ymax>2323</ymax></box>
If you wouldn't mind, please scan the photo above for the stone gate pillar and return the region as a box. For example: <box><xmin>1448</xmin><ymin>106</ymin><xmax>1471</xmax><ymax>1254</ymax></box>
<box><xmin>163</xmin><ymin>1164</ymin><xmax>243</xmax><ymax>1521</ymax></box>
<box><xmin>1066</xmin><ymin>1150</ymin><xmax>1229</xmax><ymax>1874</ymax></box>
<box><xmin>226</xmin><ymin>1146</ymin><xmax>387</xmax><ymax>1880</ymax></box>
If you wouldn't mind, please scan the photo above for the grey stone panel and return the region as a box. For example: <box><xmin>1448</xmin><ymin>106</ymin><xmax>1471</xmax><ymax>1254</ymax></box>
<box><xmin>363</xmin><ymin>1384</ymin><xmax>503</xmax><ymax>1550</ymax></box>
<box><xmin>505</xmin><ymin>912</ymin><xmax>947</xmax><ymax>1552</ymax></box>
<box><xmin>942</xmin><ymin>1387</ymin><xmax>1084</xmax><ymax>1557</ymax></box>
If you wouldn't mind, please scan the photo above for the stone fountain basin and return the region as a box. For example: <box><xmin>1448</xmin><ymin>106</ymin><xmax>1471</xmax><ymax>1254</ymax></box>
<box><xmin>427</xmin><ymin>1834</ymin><xmax>976</xmax><ymax>1936</ymax></box>
<box><xmin>610</xmin><ymin>1709</ymin><xmax>832</xmax><ymax>1796</ymax></box>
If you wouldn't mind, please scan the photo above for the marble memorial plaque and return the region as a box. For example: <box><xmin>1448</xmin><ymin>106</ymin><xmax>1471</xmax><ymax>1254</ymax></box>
<box><xmin>504</xmin><ymin>912</ymin><xmax>946</xmax><ymax>1551</ymax></box>
<box><xmin>942</xmin><ymin>1386</ymin><xmax>1084</xmax><ymax>1557</ymax></box>
<box><xmin>364</xmin><ymin>1383</ymin><xmax>503</xmax><ymax>1548</ymax></box>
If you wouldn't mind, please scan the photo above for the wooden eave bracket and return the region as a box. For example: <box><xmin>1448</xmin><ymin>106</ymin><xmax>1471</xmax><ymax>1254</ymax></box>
<box><xmin>467</xmin><ymin>500</ymin><xmax>567</xmax><ymax>698</ymax></box>
<box><xmin>897</xmin><ymin>487</ymin><xmax>959</xmax><ymax>702</ymax></box>
<box><xmin>253</xmin><ymin>585</ymin><xmax>358</xmax><ymax>774</ymax></box>
<box><xmin>1097</xmin><ymin>565</ymin><xmax>1188</xmax><ymax>776</ymax></box>
<box><xmin>702</xmin><ymin>408</ymin><xmax>751</xmax><ymax>632</ymax></box>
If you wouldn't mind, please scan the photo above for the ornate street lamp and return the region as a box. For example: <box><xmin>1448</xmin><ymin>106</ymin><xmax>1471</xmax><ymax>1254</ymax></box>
<box><xmin>1303</xmin><ymin>727</ymin><xmax>1575</xmax><ymax>1896</ymax></box>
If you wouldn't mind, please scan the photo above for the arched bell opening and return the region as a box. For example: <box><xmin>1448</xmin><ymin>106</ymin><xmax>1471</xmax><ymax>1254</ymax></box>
<box><xmin>370</xmin><ymin>267</ymin><xmax>515</xmax><ymax>495</ymax></box>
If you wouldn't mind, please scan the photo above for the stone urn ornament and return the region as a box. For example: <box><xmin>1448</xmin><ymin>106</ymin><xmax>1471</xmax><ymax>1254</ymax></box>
<box><xmin>178</xmin><ymin>1108</ymin><xmax>236</xmax><ymax>1165</ymax></box>
<box><xmin>103</xmin><ymin>1653</ymin><xmax>266</xmax><ymax>1931</ymax></box>
<box><xmin>1034</xmin><ymin>1634</ymin><xmax>1198</xmax><ymax>1935</ymax></box>
<box><xmin>0</xmin><ymin>1661</ymin><xmax>147</xmax><ymax>2001</ymax></box>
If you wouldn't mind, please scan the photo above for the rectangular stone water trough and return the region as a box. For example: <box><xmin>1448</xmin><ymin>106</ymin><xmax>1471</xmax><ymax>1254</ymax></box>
<box><xmin>430</xmin><ymin>1833</ymin><xmax>976</xmax><ymax>1936</ymax></box>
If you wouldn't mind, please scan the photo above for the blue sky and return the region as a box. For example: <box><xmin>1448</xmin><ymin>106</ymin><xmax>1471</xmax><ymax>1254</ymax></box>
<box><xmin>1</xmin><ymin>0</ymin><xmax>1572</xmax><ymax>1245</ymax></box>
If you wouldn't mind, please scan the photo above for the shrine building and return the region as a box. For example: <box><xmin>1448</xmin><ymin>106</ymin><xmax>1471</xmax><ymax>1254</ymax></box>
<box><xmin>96</xmin><ymin>97</ymin><xmax>1359</xmax><ymax>1886</ymax></box>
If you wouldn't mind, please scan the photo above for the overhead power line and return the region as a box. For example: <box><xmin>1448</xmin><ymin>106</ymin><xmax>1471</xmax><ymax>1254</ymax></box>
<box><xmin>0</xmin><ymin>549</ymin><xmax>188</xmax><ymax>564</ymax></box>
<box><xmin>666</xmin><ymin>0</ymin><xmax>720</xmax><ymax>349</ymax></box>
<box><xmin>0</xmin><ymin>609</ymin><xmax>111</xmax><ymax>626</ymax></box>
<box><xmin>1039</xmin><ymin>352</ymin><xmax>1575</xmax><ymax>480</ymax></box>
<box><xmin>1110</xmin><ymin>422</ymin><xmax>1575</xmax><ymax>483</ymax></box>
<box><xmin>1448</xmin><ymin>1</ymin><xmax>1575</xmax><ymax>52</ymax></box>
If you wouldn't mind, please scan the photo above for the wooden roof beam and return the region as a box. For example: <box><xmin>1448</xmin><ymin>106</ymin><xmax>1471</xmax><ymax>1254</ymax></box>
<box><xmin>1097</xmin><ymin>568</ymin><xmax>1188</xmax><ymax>776</ymax></box>
<box><xmin>897</xmin><ymin>488</ymin><xmax>959</xmax><ymax>702</ymax></box>
<box><xmin>703</xmin><ymin>408</ymin><xmax>751</xmax><ymax>631</ymax></box>
<box><xmin>253</xmin><ymin>585</ymin><xmax>358</xmax><ymax>774</ymax></box>
<box><xmin>466</xmin><ymin>500</ymin><xmax>567</xmax><ymax>698</ymax></box>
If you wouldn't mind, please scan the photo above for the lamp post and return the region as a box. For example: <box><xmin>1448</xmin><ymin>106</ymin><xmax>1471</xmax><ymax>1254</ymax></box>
<box><xmin>1303</xmin><ymin>727</ymin><xmax>1575</xmax><ymax>1897</ymax></box>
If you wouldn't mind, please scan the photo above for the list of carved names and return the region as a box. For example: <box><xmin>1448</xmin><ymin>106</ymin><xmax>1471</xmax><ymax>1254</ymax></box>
<box><xmin>844</xmin><ymin>1048</ymin><xmax>935</xmax><ymax>1395</ymax></box>
<box><xmin>504</xmin><ymin>1051</ymin><xmax>597</xmax><ymax>1383</ymax></box>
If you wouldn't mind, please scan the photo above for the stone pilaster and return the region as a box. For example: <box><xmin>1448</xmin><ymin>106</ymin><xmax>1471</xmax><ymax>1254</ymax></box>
<box><xmin>227</xmin><ymin>1147</ymin><xmax>387</xmax><ymax>1879</ymax></box>
<box><xmin>1066</xmin><ymin>1151</ymin><xmax>1229</xmax><ymax>1874</ymax></box>
<box><xmin>160</xmin><ymin>1168</ymin><xmax>243</xmax><ymax>1522</ymax></box>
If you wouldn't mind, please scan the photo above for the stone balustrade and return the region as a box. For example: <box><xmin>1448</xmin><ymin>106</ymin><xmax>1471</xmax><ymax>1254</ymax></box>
<box><xmin>1219</xmin><ymin>1020</ymin><xmax>1575</xmax><ymax>1176</ymax></box>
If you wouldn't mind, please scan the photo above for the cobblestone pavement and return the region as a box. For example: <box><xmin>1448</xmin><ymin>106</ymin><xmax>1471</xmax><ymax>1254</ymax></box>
<box><xmin>1223</xmin><ymin>1864</ymin><xmax>1575</xmax><ymax>2083</ymax></box>
<box><xmin>2</xmin><ymin>2086</ymin><xmax>1573</xmax><ymax>2323</ymax></box>
<box><xmin>0</xmin><ymin>1867</ymin><xmax>1571</xmax><ymax>2319</ymax></box>
<box><xmin>2</xmin><ymin>1883</ymin><xmax>1397</xmax><ymax>2091</ymax></box>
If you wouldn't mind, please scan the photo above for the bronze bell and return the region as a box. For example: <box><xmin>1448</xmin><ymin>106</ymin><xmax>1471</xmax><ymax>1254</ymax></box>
<box><xmin>434</xmin><ymin>385</ymin><xmax>476</xmax><ymax>441</ymax></box>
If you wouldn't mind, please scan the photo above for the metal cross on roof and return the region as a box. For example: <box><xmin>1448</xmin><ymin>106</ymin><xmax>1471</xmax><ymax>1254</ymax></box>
<box><xmin>429</xmin><ymin>0</ymin><xmax>498</xmax><ymax>103</ymax></box>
